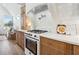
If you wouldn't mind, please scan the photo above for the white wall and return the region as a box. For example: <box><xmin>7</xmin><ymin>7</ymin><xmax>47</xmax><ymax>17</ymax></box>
<box><xmin>26</xmin><ymin>3</ymin><xmax>57</xmax><ymax>33</ymax></box>
<box><xmin>26</xmin><ymin>3</ymin><xmax>64</xmax><ymax>34</ymax></box>
<box><xmin>35</xmin><ymin>10</ymin><xmax>56</xmax><ymax>33</ymax></box>
<box><xmin>48</xmin><ymin>3</ymin><xmax>79</xmax><ymax>35</ymax></box>
<box><xmin>48</xmin><ymin>3</ymin><xmax>79</xmax><ymax>24</ymax></box>
<box><xmin>26</xmin><ymin>3</ymin><xmax>79</xmax><ymax>35</ymax></box>
<box><xmin>26</xmin><ymin>3</ymin><xmax>44</xmax><ymax>13</ymax></box>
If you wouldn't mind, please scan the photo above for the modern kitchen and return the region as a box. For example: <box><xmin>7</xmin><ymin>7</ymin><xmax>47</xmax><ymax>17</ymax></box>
<box><xmin>0</xmin><ymin>3</ymin><xmax>79</xmax><ymax>55</ymax></box>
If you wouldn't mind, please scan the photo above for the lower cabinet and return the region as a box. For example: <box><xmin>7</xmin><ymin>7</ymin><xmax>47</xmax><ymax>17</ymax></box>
<box><xmin>73</xmin><ymin>45</ymin><xmax>79</xmax><ymax>55</ymax></box>
<box><xmin>16</xmin><ymin>31</ymin><xmax>24</xmax><ymax>50</ymax></box>
<box><xmin>40</xmin><ymin>36</ymin><xmax>73</xmax><ymax>55</ymax></box>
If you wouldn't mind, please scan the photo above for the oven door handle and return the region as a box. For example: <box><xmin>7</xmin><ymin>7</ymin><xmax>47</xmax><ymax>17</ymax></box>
<box><xmin>25</xmin><ymin>35</ymin><xmax>39</xmax><ymax>41</ymax></box>
<box><xmin>26</xmin><ymin>38</ymin><xmax>38</xmax><ymax>42</ymax></box>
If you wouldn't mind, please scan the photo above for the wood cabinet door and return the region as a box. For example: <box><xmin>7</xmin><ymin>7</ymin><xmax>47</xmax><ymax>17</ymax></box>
<box><xmin>18</xmin><ymin>32</ymin><xmax>24</xmax><ymax>50</ymax></box>
<box><xmin>16</xmin><ymin>31</ymin><xmax>20</xmax><ymax>44</ymax></box>
<box><xmin>21</xmin><ymin>4</ymin><xmax>27</xmax><ymax>30</ymax></box>
<box><xmin>16</xmin><ymin>31</ymin><xmax>24</xmax><ymax>50</ymax></box>
<box><xmin>40</xmin><ymin>43</ymin><xmax>48</xmax><ymax>55</ymax></box>
<box><xmin>47</xmin><ymin>40</ymin><xmax>73</xmax><ymax>55</ymax></box>
<box><xmin>40</xmin><ymin>36</ymin><xmax>73</xmax><ymax>55</ymax></box>
<box><xmin>47</xmin><ymin>46</ymin><xmax>64</xmax><ymax>55</ymax></box>
<box><xmin>19</xmin><ymin>32</ymin><xmax>24</xmax><ymax>50</ymax></box>
<box><xmin>40</xmin><ymin>36</ymin><xmax>48</xmax><ymax>55</ymax></box>
<box><xmin>73</xmin><ymin>45</ymin><xmax>79</xmax><ymax>55</ymax></box>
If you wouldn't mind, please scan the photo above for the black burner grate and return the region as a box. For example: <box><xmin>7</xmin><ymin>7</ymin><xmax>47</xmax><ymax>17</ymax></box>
<box><xmin>28</xmin><ymin>30</ymin><xmax>48</xmax><ymax>34</ymax></box>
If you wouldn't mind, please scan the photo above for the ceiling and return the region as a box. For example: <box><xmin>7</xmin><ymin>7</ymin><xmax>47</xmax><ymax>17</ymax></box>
<box><xmin>0</xmin><ymin>3</ymin><xmax>21</xmax><ymax>16</ymax></box>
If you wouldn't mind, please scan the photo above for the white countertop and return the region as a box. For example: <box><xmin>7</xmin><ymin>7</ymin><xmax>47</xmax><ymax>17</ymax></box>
<box><xmin>17</xmin><ymin>29</ymin><xmax>28</xmax><ymax>33</ymax></box>
<box><xmin>17</xmin><ymin>29</ymin><xmax>79</xmax><ymax>45</ymax></box>
<box><xmin>40</xmin><ymin>33</ymin><xmax>79</xmax><ymax>45</ymax></box>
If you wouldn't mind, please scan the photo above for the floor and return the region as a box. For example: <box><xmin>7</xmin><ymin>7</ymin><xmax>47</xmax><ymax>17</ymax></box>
<box><xmin>0</xmin><ymin>36</ymin><xmax>25</xmax><ymax>55</ymax></box>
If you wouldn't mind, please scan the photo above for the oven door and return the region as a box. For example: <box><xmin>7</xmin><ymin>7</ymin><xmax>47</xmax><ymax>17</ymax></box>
<box><xmin>26</xmin><ymin>37</ymin><xmax>37</xmax><ymax>55</ymax></box>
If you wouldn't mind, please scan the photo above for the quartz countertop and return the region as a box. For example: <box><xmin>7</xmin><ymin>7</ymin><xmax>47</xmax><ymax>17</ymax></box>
<box><xmin>16</xmin><ymin>29</ymin><xmax>27</xmax><ymax>33</ymax></box>
<box><xmin>40</xmin><ymin>33</ymin><xmax>79</xmax><ymax>45</ymax></box>
<box><xmin>17</xmin><ymin>29</ymin><xmax>79</xmax><ymax>45</ymax></box>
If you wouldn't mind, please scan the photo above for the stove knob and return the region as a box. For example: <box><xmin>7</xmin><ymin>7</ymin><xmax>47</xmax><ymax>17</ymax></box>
<box><xmin>30</xmin><ymin>34</ymin><xmax>32</xmax><ymax>36</ymax></box>
<box><xmin>34</xmin><ymin>35</ymin><xmax>36</xmax><ymax>37</ymax></box>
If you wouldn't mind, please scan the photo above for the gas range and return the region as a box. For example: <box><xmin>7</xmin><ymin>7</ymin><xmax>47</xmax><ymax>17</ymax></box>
<box><xmin>28</xmin><ymin>30</ymin><xmax>48</xmax><ymax>34</ymax></box>
<box><xmin>24</xmin><ymin>30</ymin><xmax>48</xmax><ymax>55</ymax></box>
<box><xmin>26</xmin><ymin>30</ymin><xmax>48</xmax><ymax>39</ymax></box>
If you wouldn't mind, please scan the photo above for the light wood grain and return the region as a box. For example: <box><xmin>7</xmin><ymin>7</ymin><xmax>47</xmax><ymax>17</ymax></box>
<box><xmin>73</xmin><ymin>45</ymin><xmax>79</xmax><ymax>55</ymax></box>
<box><xmin>40</xmin><ymin>36</ymin><xmax>73</xmax><ymax>55</ymax></box>
<box><xmin>16</xmin><ymin>31</ymin><xmax>24</xmax><ymax>50</ymax></box>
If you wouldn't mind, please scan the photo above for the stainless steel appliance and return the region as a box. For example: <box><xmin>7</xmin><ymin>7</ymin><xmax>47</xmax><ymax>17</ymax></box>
<box><xmin>24</xmin><ymin>30</ymin><xmax>47</xmax><ymax>55</ymax></box>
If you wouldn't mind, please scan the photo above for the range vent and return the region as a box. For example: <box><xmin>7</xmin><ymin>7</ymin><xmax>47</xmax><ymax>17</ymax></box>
<box><xmin>33</xmin><ymin>4</ymin><xmax>48</xmax><ymax>14</ymax></box>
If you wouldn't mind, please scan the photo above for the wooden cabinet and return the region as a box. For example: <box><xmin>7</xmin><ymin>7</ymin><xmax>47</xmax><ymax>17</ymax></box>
<box><xmin>21</xmin><ymin>4</ymin><xmax>32</xmax><ymax>30</ymax></box>
<box><xmin>16</xmin><ymin>31</ymin><xmax>24</xmax><ymax>50</ymax></box>
<box><xmin>73</xmin><ymin>45</ymin><xmax>79</xmax><ymax>55</ymax></box>
<box><xmin>40</xmin><ymin>36</ymin><xmax>73</xmax><ymax>55</ymax></box>
<box><xmin>21</xmin><ymin>4</ymin><xmax>27</xmax><ymax>30</ymax></box>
